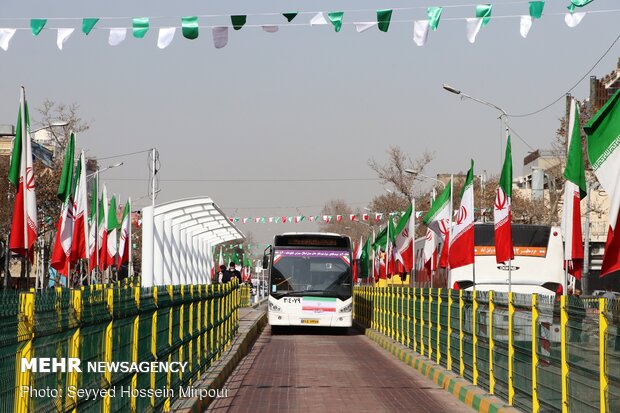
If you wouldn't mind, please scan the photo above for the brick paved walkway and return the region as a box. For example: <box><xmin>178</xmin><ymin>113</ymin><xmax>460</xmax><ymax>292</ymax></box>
<box><xmin>207</xmin><ymin>326</ymin><xmax>475</xmax><ymax>413</ymax></box>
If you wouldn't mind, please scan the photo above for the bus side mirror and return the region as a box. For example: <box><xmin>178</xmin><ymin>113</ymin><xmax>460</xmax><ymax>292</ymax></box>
<box><xmin>262</xmin><ymin>255</ymin><xmax>269</xmax><ymax>269</ymax></box>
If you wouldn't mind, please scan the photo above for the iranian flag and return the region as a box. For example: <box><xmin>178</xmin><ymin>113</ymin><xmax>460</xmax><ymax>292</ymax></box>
<box><xmin>106</xmin><ymin>195</ymin><xmax>119</xmax><ymax>268</ymax></box>
<box><xmin>88</xmin><ymin>180</ymin><xmax>100</xmax><ymax>271</ymax></box>
<box><xmin>562</xmin><ymin>99</ymin><xmax>587</xmax><ymax>279</ymax></box>
<box><xmin>8</xmin><ymin>88</ymin><xmax>38</xmax><ymax>260</ymax></box>
<box><xmin>98</xmin><ymin>186</ymin><xmax>110</xmax><ymax>270</ymax></box>
<box><xmin>51</xmin><ymin>133</ymin><xmax>75</xmax><ymax>276</ymax></box>
<box><xmin>359</xmin><ymin>236</ymin><xmax>372</xmax><ymax>280</ymax></box>
<box><xmin>352</xmin><ymin>236</ymin><xmax>362</xmax><ymax>283</ymax></box>
<box><xmin>494</xmin><ymin>136</ymin><xmax>515</xmax><ymax>264</ymax></box>
<box><xmin>449</xmin><ymin>160</ymin><xmax>475</xmax><ymax>269</ymax></box>
<box><xmin>118</xmin><ymin>199</ymin><xmax>131</xmax><ymax>265</ymax></box>
<box><xmin>423</xmin><ymin>180</ymin><xmax>452</xmax><ymax>268</ymax></box>
<box><xmin>373</xmin><ymin>225</ymin><xmax>389</xmax><ymax>279</ymax></box>
<box><xmin>584</xmin><ymin>88</ymin><xmax>620</xmax><ymax>277</ymax></box>
<box><xmin>394</xmin><ymin>201</ymin><xmax>415</xmax><ymax>272</ymax></box>
<box><xmin>423</xmin><ymin>228</ymin><xmax>437</xmax><ymax>272</ymax></box>
<box><xmin>71</xmin><ymin>151</ymin><xmax>88</xmax><ymax>264</ymax></box>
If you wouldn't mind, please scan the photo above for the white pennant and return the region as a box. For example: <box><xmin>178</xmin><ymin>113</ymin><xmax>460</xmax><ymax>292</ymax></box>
<box><xmin>310</xmin><ymin>13</ymin><xmax>328</xmax><ymax>26</ymax></box>
<box><xmin>108</xmin><ymin>28</ymin><xmax>127</xmax><ymax>46</ymax></box>
<box><xmin>565</xmin><ymin>12</ymin><xmax>586</xmax><ymax>28</ymax></box>
<box><xmin>212</xmin><ymin>27</ymin><xmax>228</xmax><ymax>49</ymax></box>
<box><xmin>157</xmin><ymin>27</ymin><xmax>176</xmax><ymax>49</ymax></box>
<box><xmin>0</xmin><ymin>28</ymin><xmax>17</xmax><ymax>51</ymax></box>
<box><xmin>413</xmin><ymin>20</ymin><xmax>430</xmax><ymax>46</ymax></box>
<box><xmin>262</xmin><ymin>25</ymin><xmax>279</xmax><ymax>33</ymax></box>
<box><xmin>520</xmin><ymin>15</ymin><xmax>533</xmax><ymax>38</ymax></box>
<box><xmin>354</xmin><ymin>22</ymin><xmax>377</xmax><ymax>33</ymax></box>
<box><xmin>56</xmin><ymin>28</ymin><xmax>74</xmax><ymax>50</ymax></box>
<box><xmin>466</xmin><ymin>18</ymin><xmax>484</xmax><ymax>44</ymax></box>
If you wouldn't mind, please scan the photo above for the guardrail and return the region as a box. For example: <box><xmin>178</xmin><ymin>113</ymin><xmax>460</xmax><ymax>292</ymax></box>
<box><xmin>353</xmin><ymin>287</ymin><xmax>620</xmax><ymax>413</ymax></box>
<box><xmin>0</xmin><ymin>280</ymin><xmax>240</xmax><ymax>413</ymax></box>
<box><xmin>239</xmin><ymin>285</ymin><xmax>251</xmax><ymax>308</ymax></box>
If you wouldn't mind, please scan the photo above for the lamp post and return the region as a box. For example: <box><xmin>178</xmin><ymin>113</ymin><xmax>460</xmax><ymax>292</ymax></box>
<box><xmin>442</xmin><ymin>84</ymin><xmax>508</xmax><ymax>167</ymax></box>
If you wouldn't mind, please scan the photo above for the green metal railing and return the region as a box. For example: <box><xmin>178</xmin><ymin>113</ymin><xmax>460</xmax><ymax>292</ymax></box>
<box><xmin>354</xmin><ymin>286</ymin><xmax>620</xmax><ymax>413</ymax></box>
<box><xmin>0</xmin><ymin>280</ymin><xmax>240</xmax><ymax>413</ymax></box>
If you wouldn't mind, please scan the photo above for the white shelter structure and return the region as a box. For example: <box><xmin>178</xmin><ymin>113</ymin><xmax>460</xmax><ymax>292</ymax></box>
<box><xmin>141</xmin><ymin>197</ymin><xmax>244</xmax><ymax>287</ymax></box>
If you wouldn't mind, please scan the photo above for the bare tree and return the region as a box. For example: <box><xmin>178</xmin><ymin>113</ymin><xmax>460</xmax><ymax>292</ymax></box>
<box><xmin>37</xmin><ymin>99</ymin><xmax>91</xmax><ymax>153</ymax></box>
<box><xmin>368</xmin><ymin>146</ymin><xmax>434</xmax><ymax>201</ymax></box>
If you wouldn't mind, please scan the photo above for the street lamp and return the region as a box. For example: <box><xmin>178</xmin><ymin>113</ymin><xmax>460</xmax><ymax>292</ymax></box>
<box><xmin>442</xmin><ymin>83</ymin><xmax>508</xmax><ymax>167</ymax></box>
<box><xmin>30</xmin><ymin>121</ymin><xmax>69</xmax><ymax>134</ymax></box>
<box><xmin>404</xmin><ymin>169</ymin><xmax>446</xmax><ymax>190</ymax></box>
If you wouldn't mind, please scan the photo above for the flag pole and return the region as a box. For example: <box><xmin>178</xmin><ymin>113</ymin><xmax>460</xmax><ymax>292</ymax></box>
<box><xmin>504</xmin><ymin>121</ymin><xmax>512</xmax><ymax>294</ymax></box>
<box><xmin>412</xmin><ymin>197</ymin><xmax>416</xmax><ymax>289</ymax></box>
<box><xmin>448</xmin><ymin>175</ymin><xmax>453</xmax><ymax>289</ymax></box>
<box><xmin>20</xmin><ymin>87</ymin><xmax>31</xmax><ymax>288</ymax></box>
<box><xmin>128</xmin><ymin>197</ymin><xmax>133</xmax><ymax>278</ymax></box>
<box><xmin>95</xmin><ymin>169</ymin><xmax>99</xmax><ymax>284</ymax></box>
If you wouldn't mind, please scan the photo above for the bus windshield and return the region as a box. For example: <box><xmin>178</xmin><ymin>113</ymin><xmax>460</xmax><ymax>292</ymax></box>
<box><xmin>474</xmin><ymin>224</ymin><xmax>551</xmax><ymax>256</ymax></box>
<box><xmin>271</xmin><ymin>249</ymin><xmax>352</xmax><ymax>299</ymax></box>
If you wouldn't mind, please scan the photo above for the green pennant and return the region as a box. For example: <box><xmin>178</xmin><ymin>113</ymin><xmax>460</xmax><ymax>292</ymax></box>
<box><xmin>476</xmin><ymin>4</ymin><xmax>492</xmax><ymax>27</ymax></box>
<box><xmin>427</xmin><ymin>7</ymin><xmax>443</xmax><ymax>30</ymax></box>
<box><xmin>133</xmin><ymin>17</ymin><xmax>149</xmax><ymax>38</ymax></box>
<box><xmin>376</xmin><ymin>9</ymin><xmax>392</xmax><ymax>33</ymax></box>
<box><xmin>182</xmin><ymin>16</ymin><xmax>199</xmax><ymax>39</ymax></box>
<box><xmin>283</xmin><ymin>13</ymin><xmax>298</xmax><ymax>22</ymax></box>
<box><xmin>30</xmin><ymin>19</ymin><xmax>47</xmax><ymax>36</ymax></box>
<box><xmin>231</xmin><ymin>15</ymin><xmax>247</xmax><ymax>31</ymax></box>
<box><xmin>570</xmin><ymin>0</ymin><xmax>594</xmax><ymax>6</ymax></box>
<box><xmin>82</xmin><ymin>18</ymin><xmax>99</xmax><ymax>35</ymax></box>
<box><xmin>327</xmin><ymin>12</ymin><xmax>344</xmax><ymax>32</ymax></box>
<box><xmin>529</xmin><ymin>1</ymin><xmax>545</xmax><ymax>19</ymax></box>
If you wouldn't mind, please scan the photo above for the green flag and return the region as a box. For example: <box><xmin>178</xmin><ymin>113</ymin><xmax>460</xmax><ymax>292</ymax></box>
<box><xmin>476</xmin><ymin>4</ymin><xmax>492</xmax><ymax>27</ymax></box>
<box><xmin>377</xmin><ymin>9</ymin><xmax>392</xmax><ymax>32</ymax></box>
<box><xmin>231</xmin><ymin>15</ymin><xmax>247</xmax><ymax>31</ymax></box>
<box><xmin>133</xmin><ymin>17</ymin><xmax>149</xmax><ymax>38</ymax></box>
<box><xmin>82</xmin><ymin>18</ymin><xmax>99</xmax><ymax>35</ymax></box>
<box><xmin>427</xmin><ymin>7</ymin><xmax>443</xmax><ymax>30</ymax></box>
<box><xmin>30</xmin><ymin>19</ymin><xmax>47</xmax><ymax>36</ymax></box>
<box><xmin>359</xmin><ymin>237</ymin><xmax>372</xmax><ymax>278</ymax></box>
<box><xmin>182</xmin><ymin>16</ymin><xmax>199</xmax><ymax>39</ymax></box>
<box><xmin>328</xmin><ymin>12</ymin><xmax>344</xmax><ymax>32</ymax></box>
<box><xmin>283</xmin><ymin>13</ymin><xmax>298</xmax><ymax>22</ymax></box>
<box><xmin>529</xmin><ymin>1</ymin><xmax>545</xmax><ymax>19</ymax></box>
<box><xmin>57</xmin><ymin>133</ymin><xmax>75</xmax><ymax>202</ymax></box>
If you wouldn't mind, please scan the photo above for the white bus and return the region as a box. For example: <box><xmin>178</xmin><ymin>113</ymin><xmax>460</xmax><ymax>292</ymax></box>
<box><xmin>449</xmin><ymin>223</ymin><xmax>564</xmax><ymax>295</ymax></box>
<box><xmin>263</xmin><ymin>233</ymin><xmax>353</xmax><ymax>328</ymax></box>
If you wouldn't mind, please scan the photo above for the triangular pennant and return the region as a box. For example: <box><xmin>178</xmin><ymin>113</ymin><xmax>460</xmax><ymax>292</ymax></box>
<box><xmin>476</xmin><ymin>4</ymin><xmax>492</xmax><ymax>27</ymax></box>
<box><xmin>182</xmin><ymin>16</ymin><xmax>199</xmax><ymax>40</ymax></box>
<box><xmin>565</xmin><ymin>12</ymin><xmax>586</xmax><ymax>28</ymax></box>
<box><xmin>0</xmin><ymin>29</ymin><xmax>16</xmax><ymax>51</ymax></box>
<box><xmin>157</xmin><ymin>27</ymin><xmax>176</xmax><ymax>49</ymax></box>
<box><xmin>520</xmin><ymin>15</ymin><xmax>533</xmax><ymax>38</ymax></box>
<box><xmin>466</xmin><ymin>18</ymin><xmax>484</xmax><ymax>43</ymax></box>
<box><xmin>231</xmin><ymin>15</ymin><xmax>247</xmax><ymax>31</ymax></box>
<box><xmin>413</xmin><ymin>20</ymin><xmax>430</xmax><ymax>46</ymax></box>
<box><xmin>108</xmin><ymin>28</ymin><xmax>127</xmax><ymax>46</ymax></box>
<box><xmin>133</xmin><ymin>17</ymin><xmax>149</xmax><ymax>38</ymax></box>
<box><xmin>262</xmin><ymin>26</ymin><xmax>279</xmax><ymax>33</ymax></box>
<box><xmin>30</xmin><ymin>19</ymin><xmax>47</xmax><ymax>36</ymax></box>
<box><xmin>354</xmin><ymin>22</ymin><xmax>377</xmax><ymax>33</ymax></box>
<box><xmin>82</xmin><ymin>18</ymin><xmax>99</xmax><ymax>35</ymax></box>
<box><xmin>57</xmin><ymin>28</ymin><xmax>74</xmax><ymax>50</ymax></box>
<box><xmin>376</xmin><ymin>9</ymin><xmax>392</xmax><ymax>33</ymax></box>
<box><xmin>327</xmin><ymin>12</ymin><xmax>344</xmax><ymax>32</ymax></box>
<box><xmin>529</xmin><ymin>1</ymin><xmax>545</xmax><ymax>19</ymax></box>
<box><xmin>310</xmin><ymin>13</ymin><xmax>328</xmax><ymax>26</ymax></box>
<box><xmin>427</xmin><ymin>7</ymin><xmax>443</xmax><ymax>30</ymax></box>
<box><xmin>283</xmin><ymin>13</ymin><xmax>298</xmax><ymax>23</ymax></box>
<box><xmin>212</xmin><ymin>27</ymin><xmax>228</xmax><ymax>48</ymax></box>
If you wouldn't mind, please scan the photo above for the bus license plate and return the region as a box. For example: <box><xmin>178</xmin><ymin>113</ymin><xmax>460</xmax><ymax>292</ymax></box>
<box><xmin>301</xmin><ymin>319</ymin><xmax>319</xmax><ymax>324</ymax></box>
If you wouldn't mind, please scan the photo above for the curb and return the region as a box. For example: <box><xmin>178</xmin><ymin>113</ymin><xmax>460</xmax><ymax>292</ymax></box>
<box><xmin>171</xmin><ymin>308</ymin><xmax>267</xmax><ymax>413</ymax></box>
<box><xmin>360</xmin><ymin>325</ymin><xmax>520</xmax><ymax>413</ymax></box>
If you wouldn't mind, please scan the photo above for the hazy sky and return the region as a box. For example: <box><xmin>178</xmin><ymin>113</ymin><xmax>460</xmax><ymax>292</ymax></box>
<box><xmin>1</xmin><ymin>0</ymin><xmax>619</xmax><ymax>248</ymax></box>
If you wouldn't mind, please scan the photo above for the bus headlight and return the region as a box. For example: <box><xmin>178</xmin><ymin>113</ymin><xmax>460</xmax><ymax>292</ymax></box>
<box><xmin>269</xmin><ymin>302</ymin><xmax>282</xmax><ymax>312</ymax></box>
<box><xmin>339</xmin><ymin>303</ymin><xmax>352</xmax><ymax>313</ymax></box>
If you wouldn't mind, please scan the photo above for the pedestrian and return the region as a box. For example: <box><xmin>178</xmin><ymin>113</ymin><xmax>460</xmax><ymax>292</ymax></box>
<box><xmin>218</xmin><ymin>264</ymin><xmax>229</xmax><ymax>284</ymax></box>
<box><xmin>602</xmin><ymin>286</ymin><xmax>617</xmax><ymax>300</ymax></box>
<box><xmin>567</xmin><ymin>286</ymin><xmax>585</xmax><ymax>343</ymax></box>
<box><xmin>229</xmin><ymin>262</ymin><xmax>241</xmax><ymax>282</ymax></box>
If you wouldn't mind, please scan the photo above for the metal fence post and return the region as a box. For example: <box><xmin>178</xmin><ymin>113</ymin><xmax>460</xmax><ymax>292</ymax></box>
<box><xmin>447</xmin><ymin>289</ymin><xmax>453</xmax><ymax>372</ymax></box>
<box><xmin>428</xmin><ymin>288</ymin><xmax>433</xmax><ymax>360</ymax></box>
<box><xmin>509</xmin><ymin>292</ymin><xmax>515</xmax><ymax>406</ymax></box>
<box><xmin>560</xmin><ymin>294</ymin><xmax>568</xmax><ymax>413</ymax></box>
<box><xmin>489</xmin><ymin>290</ymin><xmax>495</xmax><ymax>395</ymax></box>
<box><xmin>103</xmin><ymin>287</ymin><xmax>114</xmax><ymax>413</ymax></box>
<box><xmin>599</xmin><ymin>298</ymin><xmax>608</xmax><ymax>413</ymax></box>
<box><xmin>151</xmin><ymin>286</ymin><xmax>158</xmax><ymax>409</ymax></box>
<box><xmin>437</xmin><ymin>288</ymin><xmax>442</xmax><ymax>365</ymax></box>
<box><xmin>532</xmin><ymin>293</ymin><xmax>539</xmax><ymax>413</ymax></box>
<box><xmin>413</xmin><ymin>287</ymin><xmax>418</xmax><ymax>353</ymax></box>
<box><xmin>459</xmin><ymin>290</ymin><xmax>464</xmax><ymax>377</ymax></box>
<box><xmin>473</xmin><ymin>290</ymin><xmax>478</xmax><ymax>385</ymax></box>
<box><xmin>420</xmin><ymin>289</ymin><xmax>425</xmax><ymax>357</ymax></box>
<box><xmin>406</xmin><ymin>287</ymin><xmax>411</xmax><ymax>348</ymax></box>
<box><xmin>14</xmin><ymin>291</ymin><xmax>34</xmax><ymax>413</ymax></box>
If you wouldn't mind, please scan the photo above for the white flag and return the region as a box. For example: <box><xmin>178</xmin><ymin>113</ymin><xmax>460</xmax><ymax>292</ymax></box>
<box><xmin>310</xmin><ymin>13</ymin><xmax>328</xmax><ymax>26</ymax></box>
<box><xmin>57</xmin><ymin>28</ymin><xmax>74</xmax><ymax>50</ymax></box>
<box><xmin>565</xmin><ymin>12</ymin><xmax>586</xmax><ymax>28</ymax></box>
<box><xmin>157</xmin><ymin>27</ymin><xmax>176</xmax><ymax>49</ymax></box>
<box><xmin>413</xmin><ymin>20</ymin><xmax>430</xmax><ymax>46</ymax></box>
<box><xmin>0</xmin><ymin>28</ymin><xmax>17</xmax><ymax>51</ymax></box>
<box><xmin>212</xmin><ymin>27</ymin><xmax>228</xmax><ymax>49</ymax></box>
<box><xmin>466</xmin><ymin>18</ymin><xmax>484</xmax><ymax>44</ymax></box>
<box><xmin>354</xmin><ymin>22</ymin><xmax>376</xmax><ymax>33</ymax></box>
<box><xmin>108</xmin><ymin>28</ymin><xmax>127</xmax><ymax>46</ymax></box>
<box><xmin>519</xmin><ymin>16</ymin><xmax>533</xmax><ymax>38</ymax></box>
